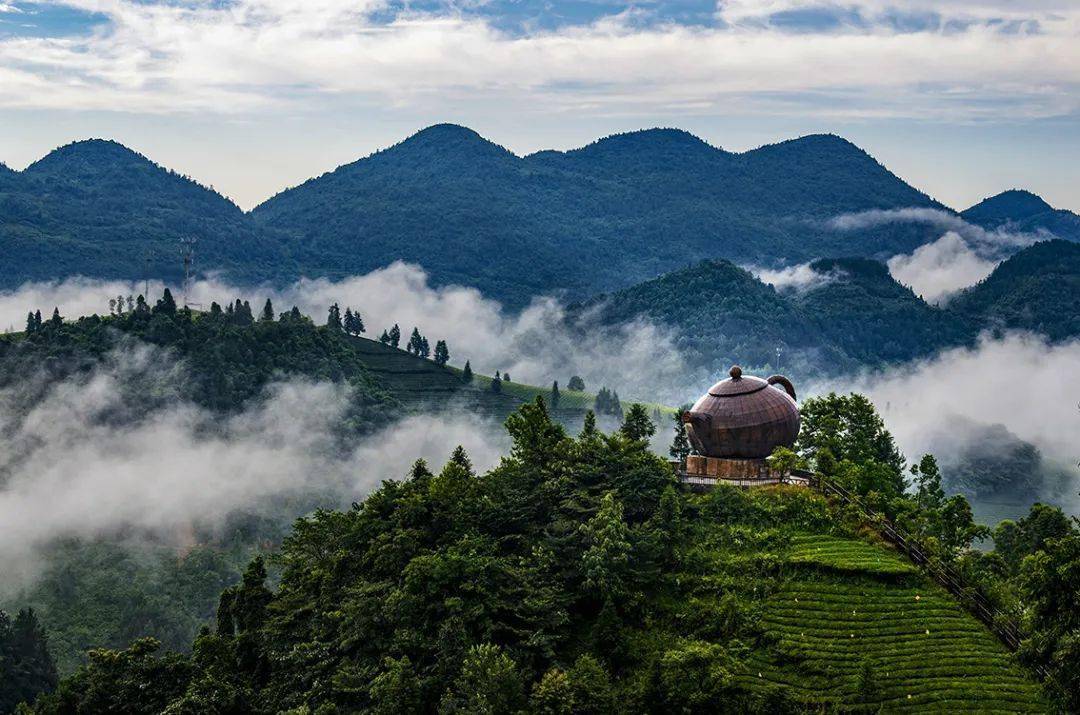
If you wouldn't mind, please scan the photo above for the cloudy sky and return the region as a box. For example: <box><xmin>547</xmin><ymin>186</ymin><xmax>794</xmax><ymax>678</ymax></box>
<box><xmin>0</xmin><ymin>0</ymin><xmax>1077</xmax><ymax>210</ymax></box>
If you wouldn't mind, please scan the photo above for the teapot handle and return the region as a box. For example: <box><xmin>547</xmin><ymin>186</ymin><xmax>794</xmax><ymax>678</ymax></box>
<box><xmin>767</xmin><ymin>375</ymin><xmax>797</xmax><ymax>400</ymax></box>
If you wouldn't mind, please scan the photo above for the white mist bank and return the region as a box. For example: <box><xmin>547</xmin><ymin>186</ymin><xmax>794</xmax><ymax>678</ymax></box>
<box><xmin>832</xmin><ymin>207</ymin><xmax>1048</xmax><ymax>303</ymax></box>
<box><xmin>814</xmin><ymin>332</ymin><xmax>1080</xmax><ymax>506</ymax></box>
<box><xmin>0</xmin><ymin>345</ymin><xmax>509</xmax><ymax>592</ymax></box>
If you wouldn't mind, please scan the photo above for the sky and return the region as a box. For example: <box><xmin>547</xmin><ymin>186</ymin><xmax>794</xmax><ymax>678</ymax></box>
<box><xmin>0</xmin><ymin>0</ymin><xmax>1077</xmax><ymax>211</ymax></box>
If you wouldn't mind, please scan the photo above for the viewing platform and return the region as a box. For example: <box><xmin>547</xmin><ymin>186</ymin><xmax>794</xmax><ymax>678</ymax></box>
<box><xmin>672</xmin><ymin>455</ymin><xmax>812</xmax><ymax>490</ymax></box>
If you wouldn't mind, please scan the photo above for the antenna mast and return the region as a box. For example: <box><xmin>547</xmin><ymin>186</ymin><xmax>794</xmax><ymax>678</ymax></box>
<box><xmin>179</xmin><ymin>238</ymin><xmax>197</xmax><ymax>308</ymax></box>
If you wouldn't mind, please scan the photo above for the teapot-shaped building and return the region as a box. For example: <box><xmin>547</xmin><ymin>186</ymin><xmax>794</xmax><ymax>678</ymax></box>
<box><xmin>679</xmin><ymin>366</ymin><xmax>803</xmax><ymax>485</ymax></box>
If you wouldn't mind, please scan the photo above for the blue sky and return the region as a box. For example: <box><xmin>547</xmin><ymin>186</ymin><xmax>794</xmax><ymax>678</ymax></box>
<box><xmin>0</xmin><ymin>0</ymin><xmax>1077</xmax><ymax>211</ymax></box>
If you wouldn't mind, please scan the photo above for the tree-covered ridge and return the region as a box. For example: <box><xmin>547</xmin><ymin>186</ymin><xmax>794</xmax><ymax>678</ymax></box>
<box><xmin>5</xmin><ymin>127</ymin><xmax>1078</xmax><ymax>307</ymax></box>
<box><xmin>574</xmin><ymin>257</ymin><xmax>977</xmax><ymax>375</ymax></box>
<box><xmin>17</xmin><ymin>392</ymin><xmax>1066</xmax><ymax>713</ymax></box>
<box><xmin>252</xmin><ymin>125</ymin><xmax>950</xmax><ymax>306</ymax></box>
<box><xmin>962</xmin><ymin>190</ymin><xmax>1080</xmax><ymax>240</ymax></box>
<box><xmin>0</xmin><ymin>139</ymin><xmax>291</xmax><ymax>287</ymax></box>
<box><xmin>950</xmin><ymin>239</ymin><xmax>1080</xmax><ymax>340</ymax></box>
<box><xmin>794</xmin><ymin>256</ymin><xmax>975</xmax><ymax>365</ymax></box>
<box><xmin>0</xmin><ymin>294</ymin><xmax>393</xmax><ymax>421</ymax></box>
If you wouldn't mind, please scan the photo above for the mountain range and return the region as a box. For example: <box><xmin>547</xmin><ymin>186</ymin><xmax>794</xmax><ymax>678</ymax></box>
<box><xmin>3</xmin><ymin>124</ymin><xmax>1078</xmax><ymax>308</ymax></box>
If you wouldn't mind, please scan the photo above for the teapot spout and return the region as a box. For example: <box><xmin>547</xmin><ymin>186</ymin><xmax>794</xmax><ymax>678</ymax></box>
<box><xmin>681</xmin><ymin>410</ymin><xmax>711</xmax><ymax>430</ymax></box>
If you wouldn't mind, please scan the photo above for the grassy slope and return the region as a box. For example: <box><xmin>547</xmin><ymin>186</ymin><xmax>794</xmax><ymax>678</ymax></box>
<box><xmin>733</xmin><ymin>525</ymin><xmax>1044</xmax><ymax>712</ymax></box>
<box><xmin>345</xmin><ymin>333</ymin><xmax>675</xmax><ymax>421</ymax></box>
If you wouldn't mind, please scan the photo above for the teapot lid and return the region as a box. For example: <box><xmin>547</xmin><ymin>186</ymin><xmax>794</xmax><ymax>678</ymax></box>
<box><xmin>707</xmin><ymin>365</ymin><xmax>770</xmax><ymax>397</ymax></box>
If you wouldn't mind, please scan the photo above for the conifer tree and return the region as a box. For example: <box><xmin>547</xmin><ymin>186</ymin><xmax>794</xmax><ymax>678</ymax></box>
<box><xmin>49</xmin><ymin>307</ymin><xmax>62</xmax><ymax>328</ymax></box>
<box><xmin>25</xmin><ymin>312</ymin><xmax>36</xmax><ymax>334</ymax></box>
<box><xmin>462</xmin><ymin>360</ymin><xmax>473</xmax><ymax>383</ymax></box>
<box><xmin>408</xmin><ymin>327</ymin><xmax>422</xmax><ymax>355</ymax></box>
<box><xmin>491</xmin><ymin>375</ymin><xmax>502</xmax><ymax>393</ymax></box>
<box><xmin>379</xmin><ymin>329</ymin><xmax>390</xmax><ymax>344</ymax></box>
<box><xmin>434</xmin><ymin>340</ymin><xmax>450</xmax><ymax>366</ymax></box>
<box><xmin>620</xmin><ymin>404</ymin><xmax>655</xmax><ymax>442</ymax></box>
<box><xmin>551</xmin><ymin>381</ymin><xmax>560</xmax><ymax>409</ymax></box>
<box><xmin>327</xmin><ymin>303</ymin><xmax>342</xmax><ymax>331</ymax></box>
<box><xmin>420</xmin><ymin>337</ymin><xmax>430</xmax><ymax>358</ymax></box>
<box><xmin>0</xmin><ymin>608</ymin><xmax>58</xmax><ymax>712</ymax></box>
<box><xmin>261</xmin><ymin>299</ymin><xmax>274</xmax><ymax>322</ymax></box>
<box><xmin>154</xmin><ymin>289</ymin><xmax>176</xmax><ymax>315</ymax></box>
<box><xmin>669</xmin><ymin>410</ymin><xmax>691</xmax><ymax>462</ymax></box>
<box><xmin>210</xmin><ymin>301</ymin><xmax>222</xmax><ymax>317</ymax></box>
<box><xmin>34</xmin><ymin>309</ymin><xmax>41</xmax><ymax>330</ymax></box>
<box><xmin>389</xmin><ymin>323</ymin><xmax>401</xmax><ymax>348</ymax></box>
<box><xmin>580</xmin><ymin>410</ymin><xmax>598</xmax><ymax>438</ymax></box>
<box><xmin>344</xmin><ymin>308</ymin><xmax>355</xmax><ymax>333</ymax></box>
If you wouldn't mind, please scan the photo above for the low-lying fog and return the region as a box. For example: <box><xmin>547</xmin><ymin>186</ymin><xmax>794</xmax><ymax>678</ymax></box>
<box><xmin>0</xmin><ymin>260</ymin><xmax>1077</xmax><ymax>592</ymax></box>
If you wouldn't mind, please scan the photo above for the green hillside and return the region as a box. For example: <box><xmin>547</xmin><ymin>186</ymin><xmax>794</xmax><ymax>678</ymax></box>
<box><xmin>793</xmin><ymin>257</ymin><xmax>974</xmax><ymax>365</ymax></box>
<box><xmin>949</xmin><ymin>239</ymin><xmax>1080</xmax><ymax>340</ymax></box>
<box><xmin>0</xmin><ymin>140</ymin><xmax>290</xmax><ymax>287</ymax></box>
<box><xmin>748</xmin><ymin>533</ymin><xmax>1043</xmax><ymax>711</ymax></box>
<box><xmin>19</xmin><ymin>402</ymin><xmax>1048</xmax><ymax>713</ymax></box>
<box><xmin>573</xmin><ymin>258</ymin><xmax>976</xmax><ymax>376</ymax></box>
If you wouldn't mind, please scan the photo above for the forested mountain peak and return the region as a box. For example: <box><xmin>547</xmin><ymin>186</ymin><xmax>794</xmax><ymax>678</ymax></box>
<box><xmin>557</xmin><ymin>127</ymin><xmax>723</xmax><ymax>158</ymax></box>
<box><xmin>21</xmin><ymin>138</ymin><xmax>243</xmax><ymax>213</ymax></box>
<box><xmin>387</xmin><ymin>122</ymin><xmax>518</xmax><ymax>162</ymax></box>
<box><xmin>962</xmin><ymin>189</ymin><xmax>1055</xmax><ymax>223</ymax></box>
<box><xmin>27</xmin><ymin>139</ymin><xmax>158</xmax><ymax>180</ymax></box>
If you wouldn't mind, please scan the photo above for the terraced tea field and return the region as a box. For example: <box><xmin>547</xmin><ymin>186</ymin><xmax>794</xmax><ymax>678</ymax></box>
<box><xmin>743</xmin><ymin>532</ymin><xmax>1046</xmax><ymax>712</ymax></box>
<box><xmin>345</xmin><ymin>334</ymin><xmax>673</xmax><ymax>425</ymax></box>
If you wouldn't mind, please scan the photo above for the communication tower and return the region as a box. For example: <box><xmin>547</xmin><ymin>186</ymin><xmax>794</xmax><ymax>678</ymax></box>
<box><xmin>179</xmin><ymin>238</ymin><xmax>199</xmax><ymax>308</ymax></box>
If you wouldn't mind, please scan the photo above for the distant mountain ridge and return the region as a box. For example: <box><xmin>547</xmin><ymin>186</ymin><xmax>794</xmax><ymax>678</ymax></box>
<box><xmin>2</xmin><ymin>126</ymin><xmax>1078</xmax><ymax>307</ymax></box>
<box><xmin>961</xmin><ymin>189</ymin><xmax>1080</xmax><ymax>244</ymax></box>
<box><xmin>0</xmin><ymin>139</ymin><xmax>291</xmax><ymax>287</ymax></box>
<box><xmin>575</xmin><ymin>239</ymin><xmax>1078</xmax><ymax>378</ymax></box>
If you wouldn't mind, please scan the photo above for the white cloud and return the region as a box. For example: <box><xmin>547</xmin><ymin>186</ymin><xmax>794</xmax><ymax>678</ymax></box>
<box><xmin>820</xmin><ymin>332</ymin><xmax>1080</xmax><ymax>504</ymax></box>
<box><xmin>0</xmin><ymin>0</ymin><xmax>1076</xmax><ymax>119</ymax></box>
<box><xmin>886</xmin><ymin>231</ymin><xmax>999</xmax><ymax>304</ymax></box>
<box><xmin>745</xmin><ymin>261</ymin><xmax>840</xmax><ymax>293</ymax></box>
<box><xmin>0</xmin><ymin>342</ymin><xmax>510</xmax><ymax>592</ymax></box>
<box><xmin>830</xmin><ymin>206</ymin><xmax>1050</xmax><ymax>300</ymax></box>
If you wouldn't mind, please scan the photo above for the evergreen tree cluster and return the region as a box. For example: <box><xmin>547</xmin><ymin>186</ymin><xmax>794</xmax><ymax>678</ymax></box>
<box><xmin>406</xmin><ymin>327</ymin><xmax>430</xmax><ymax>358</ymax></box>
<box><xmin>6</xmin><ymin>290</ymin><xmax>393</xmax><ymax>421</ymax></box>
<box><xmin>594</xmin><ymin>387</ymin><xmax>623</xmax><ymax>418</ymax></box>
<box><xmin>0</xmin><ymin>608</ymin><xmax>58</xmax><ymax>713</ymax></box>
